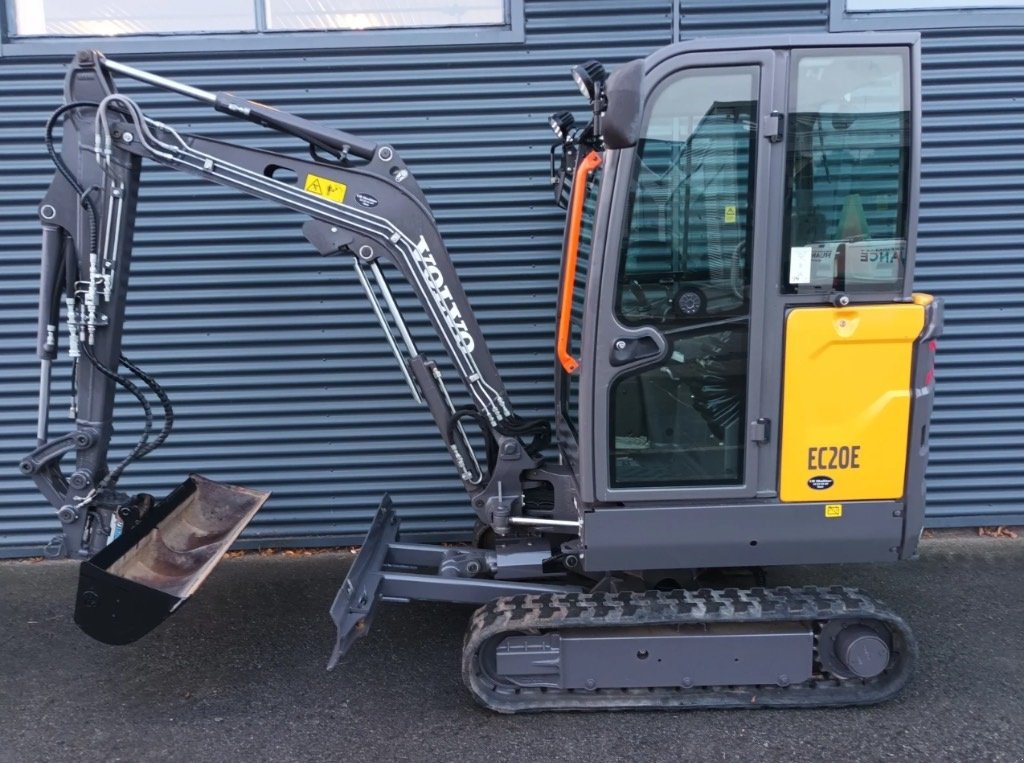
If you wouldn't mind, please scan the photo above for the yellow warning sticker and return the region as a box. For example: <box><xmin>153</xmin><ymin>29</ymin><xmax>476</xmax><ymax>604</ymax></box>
<box><xmin>304</xmin><ymin>173</ymin><xmax>347</xmax><ymax>204</ymax></box>
<box><xmin>825</xmin><ymin>504</ymin><xmax>843</xmax><ymax>519</ymax></box>
<box><xmin>724</xmin><ymin>205</ymin><xmax>737</xmax><ymax>224</ymax></box>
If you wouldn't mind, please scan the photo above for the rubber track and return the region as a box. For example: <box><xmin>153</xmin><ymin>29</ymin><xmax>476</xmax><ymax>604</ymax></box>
<box><xmin>462</xmin><ymin>586</ymin><xmax>916</xmax><ymax>713</ymax></box>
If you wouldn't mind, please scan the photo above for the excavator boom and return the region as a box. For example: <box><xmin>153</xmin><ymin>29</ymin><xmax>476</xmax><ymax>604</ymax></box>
<box><xmin>24</xmin><ymin>51</ymin><xmax>545</xmax><ymax>566</ymax></box>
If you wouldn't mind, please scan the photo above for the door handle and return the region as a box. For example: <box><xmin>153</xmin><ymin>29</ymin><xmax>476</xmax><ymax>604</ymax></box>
<box><xmin>610</xmin><ymin>335</ymin><xmax>663</xmax><ymax>367</ymax></box>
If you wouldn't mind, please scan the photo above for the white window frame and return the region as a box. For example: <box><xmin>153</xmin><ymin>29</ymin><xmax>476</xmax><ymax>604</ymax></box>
<box><xmin>0</xmin><ymin>0</ymin><xmax>524</xmax><ymax>58</ymax></box>
<box><xmin>830</xmin><ymin>0</ymin><xmax>1024</xmax><ymax>29</ymax></box>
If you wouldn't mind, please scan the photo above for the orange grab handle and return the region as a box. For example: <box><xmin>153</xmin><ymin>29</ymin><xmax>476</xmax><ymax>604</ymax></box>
<box><xmin>556</xmin><ymin>151</ymin><xmax>603</xmax><ymax>375</ymax></box>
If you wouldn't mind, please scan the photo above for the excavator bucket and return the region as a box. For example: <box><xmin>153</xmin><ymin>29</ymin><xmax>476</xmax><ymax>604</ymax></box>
<box><xmin>74</xmin><ymin>475</ymin><xmax>270</xmax><ymax>644</ymax></box>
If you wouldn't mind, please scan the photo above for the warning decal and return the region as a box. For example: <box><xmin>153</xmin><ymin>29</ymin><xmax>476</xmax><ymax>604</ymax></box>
<box><xmin>724</xmin><ymin>205</ymin><xmax>737</xmax><ymax>223</ymax></box>
<box><xmin>304</xmin><ymin>173</ymin><xmax>347</xmax><ymax>204</ymax></box>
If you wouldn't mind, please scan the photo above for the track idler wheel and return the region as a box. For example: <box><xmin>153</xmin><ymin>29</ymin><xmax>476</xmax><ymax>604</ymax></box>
<box><xmin>819</xmin><ymin>620</ymin><xmax>893</xmax><ymax>679</ymax></box>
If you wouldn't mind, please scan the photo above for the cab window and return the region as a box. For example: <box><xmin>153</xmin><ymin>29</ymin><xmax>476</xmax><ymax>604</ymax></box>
<box><xmin>783</xmin><ymin>50</ymin><xmax>910</xmax><ymax>294</ymax></box>
<box><xmin>611</xmin><ymin>66</ymin><xmax>759</xmax><ymax>488</ymax></box>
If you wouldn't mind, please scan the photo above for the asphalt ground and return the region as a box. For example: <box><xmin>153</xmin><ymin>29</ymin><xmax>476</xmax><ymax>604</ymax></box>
<box><xmin>1</xmin><ymin>535</ymin><xmax>1022</xmax><ymax>763</ymax></box>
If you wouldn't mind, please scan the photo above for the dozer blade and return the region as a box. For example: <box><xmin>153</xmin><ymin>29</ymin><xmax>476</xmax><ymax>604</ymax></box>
<box><xmin>74</xmin><ymin>474</ymin><xmax>270</xmax><ymax>645</ymax></box>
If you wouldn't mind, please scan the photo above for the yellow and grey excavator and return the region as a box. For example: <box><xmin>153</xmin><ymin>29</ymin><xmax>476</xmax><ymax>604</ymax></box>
<box><xmin>22</xmin><ymin>32</ymin><xmax>941</xmax><ymax>712</ymax></box>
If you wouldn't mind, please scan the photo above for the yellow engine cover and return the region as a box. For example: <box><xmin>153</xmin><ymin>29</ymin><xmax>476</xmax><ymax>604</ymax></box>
<box><xmin>779</xmin><ymin>303</ymin><xmax>925</xmax><ymax>502</ymax></box>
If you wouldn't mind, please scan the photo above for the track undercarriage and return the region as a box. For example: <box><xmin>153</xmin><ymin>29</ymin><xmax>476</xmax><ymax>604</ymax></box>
<box><xmin>329</xmin><ymin>499</ymin><xmax>915</xmax><ymax>713</ymax></box>
<box><xmin>464</xmin><ymin>588</ymin><xmax>914</xmax><ymax>712</ymax></box>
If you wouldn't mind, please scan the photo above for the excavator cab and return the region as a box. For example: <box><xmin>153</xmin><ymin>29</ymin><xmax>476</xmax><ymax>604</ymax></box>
<box><xmin>557</xmin><ymin>38</ymin><xmax>923</xmax><ymax>494</ymax></box>
<box><xmin>24</xmin><ymin>33</ymin><xmax>939</xmax><ymax>712</ymax></box>
<box><xmin>549</xmin><ymin>37</ymin><xmax>937</xmax><ymax>563</ymax></box>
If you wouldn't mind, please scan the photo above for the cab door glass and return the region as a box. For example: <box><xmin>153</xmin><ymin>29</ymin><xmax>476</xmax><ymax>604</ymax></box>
<box><xmin>783</xmin><ymin>51</ymin><xmax>910</xmax><ymax>294</ymax></box>
<box><xmin>612</xmin><ymin>66</ymin><xmax>758</xmax><ymax>488</ymax></box>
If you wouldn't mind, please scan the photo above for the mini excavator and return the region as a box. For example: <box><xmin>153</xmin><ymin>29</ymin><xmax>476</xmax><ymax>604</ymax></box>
<box><xmin>23</xmin><ymin>32</ymin><xmax>941</xmax><ymax>712</ymax></box>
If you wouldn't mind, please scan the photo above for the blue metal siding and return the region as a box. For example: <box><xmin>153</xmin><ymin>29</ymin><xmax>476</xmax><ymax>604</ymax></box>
<box><xmin>1</xmin><ymin>0</ymin><xmax>1020</xmax><ymax>558</ymax></box>
<box><xmin>0</xmin><ymin>0</ymin><xmax>673</xmax><ymax>556</ymax></box>
<box><xmin>679</xmin><ymin>0</ymin><xmax>829</xmax><ymax>35</ymax></box>
<box><xmin>916</xmin><ymin>28</ymin><xmax>1024</xmax><ymax>525</ymax></box>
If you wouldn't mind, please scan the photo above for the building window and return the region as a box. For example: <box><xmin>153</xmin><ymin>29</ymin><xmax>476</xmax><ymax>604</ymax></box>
<box><xmin>830</xmin><ymin>0</ymin><xmax>1024</xmax><ymax>29</ymax></box>
<box><xmin>10</xmin><ymin>0</ymin><xmax>506</xmax><ymax>37</ymax></box>
<box><xmin>265</xmin><ymin>1</ymin><xmax>504</xmax><ymax>32</ymax></box>
<box><xmin>847</xmin><ymin>0</ymin><xmax>1024</xmax><ymax>8</ymax></box>
<box><xmin>1</xmin><ymin>0</ymin><xmax>521</xmax><ymax>56</ymax></box>
<box><xmin>12</xmin><ymin>1</ymin><xmax>256</xmax><ymax>35</ymax></box>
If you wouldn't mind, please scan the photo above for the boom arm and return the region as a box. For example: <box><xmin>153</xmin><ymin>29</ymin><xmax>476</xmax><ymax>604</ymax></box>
<box><xmin>23</xmin><ymin>50</ymin><xmax>546</xmax><ymax>558</ymax></box>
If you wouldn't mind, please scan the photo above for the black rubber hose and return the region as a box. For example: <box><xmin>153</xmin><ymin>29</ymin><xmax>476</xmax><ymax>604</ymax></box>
<box><xmin>62</xmin><ymin>239</ymin><xmax>78</xmax><ymax>298</ymax></box>
<box><xmin>120</xmin><ymin>354</ymin><xmax>174</xmax><ymax>458</ymax></box>
<box><xmin>495</xmin><ymin>414</ymin><xmax>552</xmax><ymax>458</ymax></box>
<box><xmin>447</xmin><ymin>407</ymin><xmax>498</xmax><ymax>477</ymax></box>
<box><xmin>48</xmin><ymin>102</ymin><xmax>176</xmax><ymax>497</ymax></box>
<box><xmin>44</xmin><ymin>102</ymin><xmax>100</xmax><ymax>257</ymax></box>
<box><xmin>80</xmin><ymin>343</ymin><xmax>153</xmax><ymax>492</ymax></box>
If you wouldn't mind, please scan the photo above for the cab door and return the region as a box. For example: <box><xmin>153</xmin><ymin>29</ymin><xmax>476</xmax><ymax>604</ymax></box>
<box><xmin>584</xmin><ymin>51</ymin><xmax>780</xmax><ymax>503</ymax></box>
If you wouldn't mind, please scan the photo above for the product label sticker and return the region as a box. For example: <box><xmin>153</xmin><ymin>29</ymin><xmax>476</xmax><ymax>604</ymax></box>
<box><xmin>825</xmin><ymin>504</ymin><xmax>843</xmax><ymax>518</ymax></box>
<box><xmin>808</xmin><ymin>475</ymin><xmax>834</xmax><ymax>490</ymax></box>
<box><xmin>811</xmin><ymin>242</ymin><xmax>839</xmax><ymax>285</ymax></box>
<box><xmin>789</xmin><ymin>246</ymin><xmax>813</xmax><ymax>284</ymax></box>
<box><xmin>304</xmin><ymin>174</ymin><xmax>347</xmax><ymax>204</ymax></box>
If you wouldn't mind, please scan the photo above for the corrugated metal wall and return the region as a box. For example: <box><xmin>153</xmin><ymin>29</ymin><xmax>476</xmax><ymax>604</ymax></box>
<box><xmin>1</xmin><ymin>0</ymin><xmax>1020</xmax><ymax>557</ymax></box>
